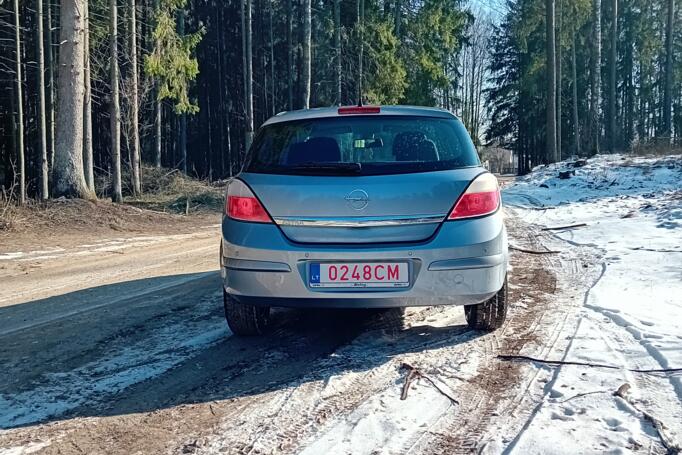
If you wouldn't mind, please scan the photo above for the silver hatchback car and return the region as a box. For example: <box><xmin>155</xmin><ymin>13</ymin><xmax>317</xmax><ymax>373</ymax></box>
<box><xmin>220</xmin><ymin>105</ymin><xmax>508</xmax><ymax>335</ymax></box>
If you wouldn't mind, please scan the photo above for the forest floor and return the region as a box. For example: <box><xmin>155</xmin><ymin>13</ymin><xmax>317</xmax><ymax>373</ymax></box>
<box><xmin>0</xmin><ymin>166</ymin><xmax>224</xmax><ymax>254</ymax></box>
<box><xmin>0</xmin><ymin>155</ymin><xmax>681</xmax><ymax>454</ymax></box>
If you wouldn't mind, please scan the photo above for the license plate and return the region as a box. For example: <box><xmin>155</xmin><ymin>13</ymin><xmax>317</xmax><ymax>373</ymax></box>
<box><xmin>309</xmin><ymin>262</ymin><xmax>409</xmax><ymax>288</ymax></box>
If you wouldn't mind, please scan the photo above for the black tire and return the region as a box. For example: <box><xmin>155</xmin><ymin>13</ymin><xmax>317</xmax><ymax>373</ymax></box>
<box><xmin>464</xmin><ymin>276</ymin><xmax>508</xmax><ymax>331</ymax></box>
<box><xmin>223</xmin><ymin>290</ymin><xmax>270</xmax><ymax>336</ymax></box>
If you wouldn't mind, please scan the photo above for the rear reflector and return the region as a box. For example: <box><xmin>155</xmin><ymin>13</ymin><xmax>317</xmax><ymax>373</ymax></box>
<box><xmin>338</xmin><ymin>106</ymin><xmax>381</xmax><ymax>115</ymax></box>
<box><xmin>448</xmin><ymin>173</ymin><xmax>501</xmax><ymax>220</ymax></box>
<box><xmin>226</xmin><ymin>179</ymin><xmax>272</xmax><ymax>223</ymax></box>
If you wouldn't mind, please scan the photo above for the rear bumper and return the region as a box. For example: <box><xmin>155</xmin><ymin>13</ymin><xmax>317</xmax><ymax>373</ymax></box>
<box><xmin>221</xmin><ymin>212</ymin><xmax>508</xmax><ymax>309</ymax></box>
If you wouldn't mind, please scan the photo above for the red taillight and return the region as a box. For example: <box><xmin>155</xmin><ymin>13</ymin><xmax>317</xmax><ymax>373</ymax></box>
<box><xmin>227</xmin><ymin>196</ymin><xmax>271</xmax><ymax>223</ymax></box>
<box><xmin>225</xmin><ymin>180</ymin><xmax>272</xmax><ymax>223</ymax></box>
<box><xmin>448</xmin><ymin>173</ymin><xmax>501</xmax><ymax>220</ymax></box>
<box><xmin>338</xmin><ymin>105</ymin><xmax>381</xmax><ymax>115</ymax></box>
<box><xmin>449</xmin><ymin>191</ymin><xmax>500</xmax><ymax>219</ymax></box>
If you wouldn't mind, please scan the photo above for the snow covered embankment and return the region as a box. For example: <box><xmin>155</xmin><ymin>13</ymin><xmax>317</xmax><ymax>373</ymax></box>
<box><xmin>503</xmin><ymin>155</ymin><xmax>682</xmax><ymax>454</ymax></box>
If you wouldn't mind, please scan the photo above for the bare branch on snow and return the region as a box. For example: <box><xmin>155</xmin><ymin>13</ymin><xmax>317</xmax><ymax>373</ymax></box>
<box><xmin>497</xmin><ymin>355</ymin><xmax>682</xmax><ymax>375</ymax></box>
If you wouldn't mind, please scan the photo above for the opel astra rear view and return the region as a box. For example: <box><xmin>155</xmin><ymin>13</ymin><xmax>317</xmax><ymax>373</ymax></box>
<box><xmin>220</xmin><ymin>105</ymin><xmax>509</xmax><ymax>335</ymax></box>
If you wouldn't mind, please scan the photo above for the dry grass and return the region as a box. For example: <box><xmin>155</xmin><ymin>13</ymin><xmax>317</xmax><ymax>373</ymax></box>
<box><xmin>0</xmin><ymin>197</ymin><xmax>17</xmax><ymax>231</ymax></box>
<box><xmin>1</xmin><ymin>173</ymin><xmax>19</xmax><ymax>231</ymax></box>
<box><xmin>127</xmin><ymin>166</ymin><xmax>226</xmax><ymax>214</ymax></box>
<box><xmin>0</xmin><ymin>167</ymin><xmax>225</xmax><ymax>234</ymax></box>
<box><xmin>1</xmin><ymin>198</ymin><xmax>184</xmax><ymax>234</ymax></box>
<box><xmin>95</xmin><ymin>166</ymin><xmax>226</xmax><ymax>214</ymax></box>
<box><xmin>630</xmin><ymin>138</ymin><xmax>682</xmax><ymax>157</ymax></box>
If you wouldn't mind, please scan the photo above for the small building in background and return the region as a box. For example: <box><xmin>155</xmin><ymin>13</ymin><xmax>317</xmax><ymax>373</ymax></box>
<box><xmin>480</xmin><ymin>145</ymin><xmax>517</xmax><ymax>175</ymax></box>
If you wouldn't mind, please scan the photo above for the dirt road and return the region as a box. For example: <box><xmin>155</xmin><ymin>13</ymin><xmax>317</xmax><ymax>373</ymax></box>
<box><xmin>0</xmin><ymin>214</ymin><xmax>608</xmax><ymax>455</ymax></box>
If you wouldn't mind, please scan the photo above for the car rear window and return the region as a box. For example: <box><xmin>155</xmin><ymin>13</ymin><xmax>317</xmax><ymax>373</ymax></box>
<box><xmin>244</xmin><ymin>115</ymin><xmax>480</xmax><ymax>176</ymax></box>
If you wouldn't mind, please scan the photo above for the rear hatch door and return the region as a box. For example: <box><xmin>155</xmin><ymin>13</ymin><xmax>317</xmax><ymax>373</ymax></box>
<box><xmin>242</xmin><ymin>168</ymin><xmax>482</xmax><ymax>244</ymax></box>
<box><xmin>242</xmin><ymin>111</ymin><xmax>482</xmax><ymax>244</ymax></box>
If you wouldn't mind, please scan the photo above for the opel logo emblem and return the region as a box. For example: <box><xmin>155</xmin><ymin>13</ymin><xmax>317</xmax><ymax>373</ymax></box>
<box><xmin>345</xmin><ymin>189</ymin><xmax>369</xmax><ymax>210</ymax></box>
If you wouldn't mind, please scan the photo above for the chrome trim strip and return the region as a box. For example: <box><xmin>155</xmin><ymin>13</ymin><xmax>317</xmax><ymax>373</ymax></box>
<box><xmin>225</xmin><ymin>258</ymin><xmax>291</xmax><ymax>272</ymax></box>
<box><xmin>273</xmin><ymin>214</ymin><xmax>446</xmax><ymax>228</ymax></box>
<box><xmin>428</xmin><ymin>254</ymin><xmax>505</xmax><ymax>271</ymax></box>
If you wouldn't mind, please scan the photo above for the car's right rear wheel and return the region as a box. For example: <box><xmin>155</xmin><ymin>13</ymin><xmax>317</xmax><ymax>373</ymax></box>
<box><xmin>223</xmin><ymin>290</ymin><xmax>270</xmax><ymax>336</ymax></box>
<box><xmin>464</xmin><ymin>275</ymin><xmax>508</xmax><ymax>331</ymax></box>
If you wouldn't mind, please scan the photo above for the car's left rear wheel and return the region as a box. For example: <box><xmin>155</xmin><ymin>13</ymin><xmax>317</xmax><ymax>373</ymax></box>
<box><xmin>464</xmin><ymin>275</ymin><xmax>508</xmax><ymax>331</ymax></box>
<box><xmin>223</xmin><ymin>290</ymin><xmax>270</xmax><ymax>336</ymax></box>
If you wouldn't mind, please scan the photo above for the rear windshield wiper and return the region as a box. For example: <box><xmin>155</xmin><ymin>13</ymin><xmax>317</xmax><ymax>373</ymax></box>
<box><xmin>288</xmin><ymin>162</ymin><xmax>362</xmax><ymax>174</ymax></box>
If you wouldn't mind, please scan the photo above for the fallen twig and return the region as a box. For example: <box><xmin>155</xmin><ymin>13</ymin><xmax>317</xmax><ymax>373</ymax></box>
<box><xmin>558</xmin><ymin>389</ymin><xmax>611</xmax><ymax>404</ymax></box>
<box><xmin>541</xmin><ymin>223</ymin><xmax>588</xmax><ymax>231</ymax></box>
<box><xmin>497</xmin><ymin>355</ymin><xmax>682</xmax><ymax>375</ymax></box>
<box><xmin>510</xmin><ymin>245</ymin><xmax>561</xmax><ymax>255</ymax></box>
<box><xmin>614</xmin><ymin>383</ymin><xmax>682</xmax><ymax>453</ymax></box>
<box><xmin>523</xmin><ymin>206</ymin><xmax>556</xmax><ymax>211</ymax></box>
<box><xmin>401</xmin><ymin>365</ymin><xmax>420</xmax><ymax>400</ymax></box>
<box><xmin>629</xmin><ymin>247</ymin><xmax>682</xmax><ymax>254</ymax></box>
<box><xmin>400</xmin><ymin>363</ymin><xmax>459</xmax><ymax>405</ymax></box>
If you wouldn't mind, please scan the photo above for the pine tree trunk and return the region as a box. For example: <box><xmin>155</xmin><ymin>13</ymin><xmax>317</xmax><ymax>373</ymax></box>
<box><xmin>556</xmin><ymin>0</ymin><xmax>562</xmax><ymax>161</ymax></box>
<box><xmin>155</xmin><ymin>101</ymin><xmax>162</xmax><ymax>167</ymax></box>
<box><xmin>624</xmin><ymin>12</ymin><xmax>634</xmax><ymax>146</ymax></box>
<box><xmin>590</xmin><ymin>0</ymin><xmax>602</xmax><ymax>155</ymax></box>
<box><xmin>83</xmin><ymin>0</ymin><xmax>95</xmax><ymax>192</ymax></box>
<box><xmin>227</xmin><ymin>113</ymin><xmax>233</xmax><ymax>176</ymax></box>
<box><xmin>637</xmin><ymin>60</ymin><xmax>645</xmax><ymax>140</ymax></box>
<box><xmin>46</xmin><ymin>0</ymin><xmax>56</xmax><ymax>170</ymax></box>
<box><xmin>262</xmin><ymin>0</ymin><xmax>269</xmax><ymax>119</ymax></box>
<box><xmin>287</xmin><ymin>0</ymin><xmax>293</xmax><ymax>110</ymax></box>
<box><xmin>467</xmin><ymin>46</ymin><xmax>478</xmax><ymax>131</ymax></box>
<box><xmin>179</xmin><ymin>9</ymin><xmax>187</xmax><ymax>173</ymax></box>
<box><xmin>462</xmin><ymin>47</ymin><xmax>469</xmax><ymax>126</ymax></box>
<box><xmin>609</xmin><ymin>0</ymin><xmax>618</xmax><ymax>152</ymax></box>
<box><xmin>475</xmin><ymin>57</ymin><xmax>484</xmax><ymax>141</ymax></box>
<box><xmin>207</xmin><ymin>90</ymin><xmax>213</xmax><ymax>181</ymax></box>
<box><xmin>54</xmin><ymin>0</ymin><xmax>93</xmax><ymax>199</ymax></box>
<box><xmin>572</xmin><ymin>37</ymin><xmax>581</xmax><ymax>155</ymax></box>
<box><xmin>357</xmin><ymin>0</ymin><xmax>364</xmax><ymax>103</ymax></box>
<box><xmin>335</xmin><ymin>0</ymin><xmax>342</xmax><ymax>104</ymax></box>
<box><xmin>243</xmin><ymin>0</ymin><xmax>254</xmax><ymax>149</ymax></box>
<box><xmin>216</xmin><ymin>5</ymin><xmax>227</xmax><ymax>176</ymax></box>
<box><xmin>110</xmin><ymin>0</ymin><xmax>123</xmax><ymax>203</ymax></box>
<box><xmin>154</xmin><ymin>0</ymin><xmax>162</xmax><ymax>168</ymax></box>
<box><xmin>180</xmin><ymin>114</ymin><xmax>187</xmax><ymax>172</ymax></box>
<box><xmin>269</xmin><ymin>0</ymin><xmax>275</xmax><ymax>115</ymax></box>
<box><xmin>546</xmin><ymin>0</ymin><xmax>558</xmax><ymax>163</ymax></box>
<box><xmin>663</xmin><ymin>0</ymin><xmax>674</xmax><ymax>138</ymax></box>
<box><xmin>13</xmin><ymin>0</ymin><xmax>25</xmax><ymax>204</ymax></box>
<box><xmin>301</xmin><ymin>0</ymin><xmax>311</xmax><ymax>109</ymax></box>
<box><xmin>37</xmin><ymin>0</ymin><xmax>49</xmax><ymax>199</ymax></box>
<box><xmin>241</xmin><ymin>0</ymin><xmax>247</xmax><ymax>117</ymax></box>
<box><xmin>394</xmin><ymin>0</ymin><xmax>401</xmax><ymax>37</ymax></box>
<box><xmin>14</xmin><ymin>0</ymin><xmax>26</xmax><ymax>205</ymax></box>
<box><xmin>129</xmin><ymin>0</ymin><xmax>141</xmax><ymax>193</ymax></box>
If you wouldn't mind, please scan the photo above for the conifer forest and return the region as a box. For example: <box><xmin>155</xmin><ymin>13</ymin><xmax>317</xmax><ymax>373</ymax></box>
<box><xmin>0</xmin><ymin>0</ymin><xmax>679</xmax><ymax>201</ymax></box>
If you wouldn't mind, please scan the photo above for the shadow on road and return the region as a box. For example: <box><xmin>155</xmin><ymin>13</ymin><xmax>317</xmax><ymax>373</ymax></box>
<box><xmin>0</xmin><ymin>271</ymin><xmax>481</xmax><ymax>430</ymax></box>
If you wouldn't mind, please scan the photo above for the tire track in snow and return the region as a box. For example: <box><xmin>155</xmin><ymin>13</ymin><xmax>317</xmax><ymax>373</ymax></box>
<box><xmin>198</xmin><ymin>306</ymin><xmax>480</xmax><ymax>455</ymax></box>
<box><xmin>411</xmin><ymin>216</ymin><xmax>599</xmax><ymax>454</ymax></box>
<box><xmin>500</xmin><ymin>259</ymin><xmax>607</xmax><ymax>454</ymax></box>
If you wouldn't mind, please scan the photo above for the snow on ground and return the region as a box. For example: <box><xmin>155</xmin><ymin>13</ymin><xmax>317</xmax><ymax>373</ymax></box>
<box><xmin>0</xmin><ymin>290</ymin><xmax>227</xmax><ymax>428</ymax></box>
<box><xmin>502</xmin><ymin>154</ymin><xmax>682</xmax><ymax>453</ymax></box>
<box><xmin>1</xmin><ymin>155</ymin><xmax>679</xmax><ymax>454</ymax></box>
<box><xmin>299</xmin><ymin>381</ymin><xmax>453</xmax><ymax>455</ymax></box>
<box><xmin>296</xmin><ymin>312</ymin><xmax>468</xmax><ymax>455</ymax></box>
